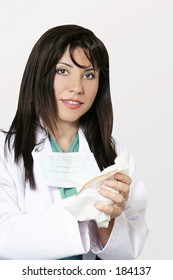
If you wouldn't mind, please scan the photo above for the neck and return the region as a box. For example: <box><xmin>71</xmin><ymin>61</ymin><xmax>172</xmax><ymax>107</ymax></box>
<box><xmin>50</xmin><ymin>121</ymin><xmax>79</xmax><ymax>152</ymax></box>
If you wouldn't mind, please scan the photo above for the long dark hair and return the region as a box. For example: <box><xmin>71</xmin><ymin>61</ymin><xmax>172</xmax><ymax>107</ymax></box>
<box><xmin>4</xmin><ymin>24</ymin><xmax>117</xmax><ymax>189</ymax></box>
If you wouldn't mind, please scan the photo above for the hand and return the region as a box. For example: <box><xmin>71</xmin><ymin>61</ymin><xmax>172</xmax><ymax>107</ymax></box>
<box><xmin>94</xmin><ymin>172</ymin><xmax>132</xmax><ymax>219</ymax></box>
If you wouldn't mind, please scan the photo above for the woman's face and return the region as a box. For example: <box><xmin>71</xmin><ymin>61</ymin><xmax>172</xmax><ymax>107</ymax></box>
<box><xmin>54</xmin><ymin>47</ymin><xmax>99</xmax><ymax>127</ymax></box>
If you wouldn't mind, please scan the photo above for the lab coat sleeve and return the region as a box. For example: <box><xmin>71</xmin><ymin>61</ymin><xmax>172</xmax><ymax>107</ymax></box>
<box><xmin>90</xmin><ymin>148</ymin><xmax>149</xmax><ymax>259</ymax></box>
<box><xmin>0</xmin><ymin>134</ymin><xmax>90</xmax><ymax>259</ymax></box>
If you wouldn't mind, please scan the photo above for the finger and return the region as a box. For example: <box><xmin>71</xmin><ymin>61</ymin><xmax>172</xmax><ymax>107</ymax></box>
<box><xmin>114</xmin><ymin>172</ymin><xmax>132</xmax><ymax>185</ymax></box>
<box><xmin>94</xmin><ymin>201</ymin><xmax>123</xmax><ymax>218</ymax></box>
<box><xmin>103</xmin><ymin>180</ymin><xmax>130</xmax><ymax>196</ymax></box>
<box><xmin>98</xmin><ymin>187</ymin><xmax>125</xmax><ymax>204</ymax></box>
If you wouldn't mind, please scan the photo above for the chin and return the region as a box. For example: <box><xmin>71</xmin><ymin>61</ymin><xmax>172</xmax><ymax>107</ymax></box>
<box><xmin>57</xmin><ymin>116</ymin><xmax>80</xmax><ymax>125</ymax></box>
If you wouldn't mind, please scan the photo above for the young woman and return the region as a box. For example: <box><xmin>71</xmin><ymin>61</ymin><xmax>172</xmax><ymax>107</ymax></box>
<box><xmin>0</xmin><ymin>25</ymin><xmax>148</xmax><ymax>259</ymax></box>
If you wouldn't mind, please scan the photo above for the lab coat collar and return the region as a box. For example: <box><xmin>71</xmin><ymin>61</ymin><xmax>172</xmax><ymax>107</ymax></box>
<box><xmin>32</xmin><ymin>126</ymin><xmax>92</xmax><ymax>154</ymax></box>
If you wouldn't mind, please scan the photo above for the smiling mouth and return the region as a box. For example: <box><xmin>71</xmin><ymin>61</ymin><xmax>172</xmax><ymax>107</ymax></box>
<box><xmin>60</xmin><ymin>99</ymin><xmax>83</xmax><ymax>109</ymax></box>
<box><xmin>63</xmin><ymin>100</ymin><xmax>82</xmax><ymax>105</ymax></box>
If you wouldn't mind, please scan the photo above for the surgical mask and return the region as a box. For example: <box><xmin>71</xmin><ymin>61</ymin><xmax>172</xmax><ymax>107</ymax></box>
<box><xmin>32</xmin><ymin>152</ymin><xmax>100</xmax><ymax>192</ymax></box>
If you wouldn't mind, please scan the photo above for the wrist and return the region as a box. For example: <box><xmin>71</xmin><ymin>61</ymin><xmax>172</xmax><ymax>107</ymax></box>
<box><xmin>97</xmin><ymin>218</ymin><xmax>115</xmax><ymax>247</ymax></box>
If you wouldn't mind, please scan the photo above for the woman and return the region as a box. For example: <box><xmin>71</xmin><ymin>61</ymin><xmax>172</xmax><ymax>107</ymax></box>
<box><xmin>0</xmin><ymin>25</ymin><xmax>148</xmax><ymax>259</ymax></box>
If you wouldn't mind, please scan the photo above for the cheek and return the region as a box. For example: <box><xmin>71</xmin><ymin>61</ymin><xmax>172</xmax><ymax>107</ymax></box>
<box><xmin>54</xmin><ymin>79</ymin><xmax>64</xmax><ymax>100</ymax></box>
<box><xmin>53</xmin><ymin>79</ymin><xmax>59</xmax><ymax>97</ymax></box>
<box><xmin>88</xmin><ymin>83</ymin><xmax>99</xmax><ymax>104</ymax></box>
<box><xmin>89</xmin><ymin>92</ymin><xmax>97</xmax><ymax>105</ymax></box>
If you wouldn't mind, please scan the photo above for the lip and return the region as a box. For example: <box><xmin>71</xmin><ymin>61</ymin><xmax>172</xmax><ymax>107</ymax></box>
<box><xmin>60</xmin><ymin>99</ymin><xmax>83</xmax><ymax>109</ymax></box>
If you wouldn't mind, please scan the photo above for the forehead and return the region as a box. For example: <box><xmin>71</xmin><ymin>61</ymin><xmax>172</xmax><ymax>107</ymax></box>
<box><xmin>58</xmin><ymin>47</ymin><xmax>91</xmax><ymax>67</ymax></box>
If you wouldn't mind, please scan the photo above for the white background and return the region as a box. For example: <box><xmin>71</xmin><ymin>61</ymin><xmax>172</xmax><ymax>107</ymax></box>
<box><xmin>0</xmin><ymin>0</ymin><xmax>172</xmax><ymax>259</ymax></box>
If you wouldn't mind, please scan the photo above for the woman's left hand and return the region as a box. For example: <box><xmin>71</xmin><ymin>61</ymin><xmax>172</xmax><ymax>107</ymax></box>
<box><xmin>94</xmin><ymin>172</ymin><xmax>132</xmax><ymax>219</ymax></box>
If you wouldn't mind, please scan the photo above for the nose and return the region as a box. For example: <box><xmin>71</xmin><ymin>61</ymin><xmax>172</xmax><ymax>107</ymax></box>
<box><xmin>69</xmin><ymin>75</ymin><xmax>84</xmax><ymax>94</ymax></box>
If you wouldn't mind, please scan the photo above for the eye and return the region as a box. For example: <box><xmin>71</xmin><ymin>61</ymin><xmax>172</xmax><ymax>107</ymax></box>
<box><xmin>84</xmin><ymin>72</ymin><xmax>96</xmax><ymax>80</ymax></box>
<box><xmin>56</xmin><ymin>68</ymin><xmax>68</xmax><ymax>75</ymax></box>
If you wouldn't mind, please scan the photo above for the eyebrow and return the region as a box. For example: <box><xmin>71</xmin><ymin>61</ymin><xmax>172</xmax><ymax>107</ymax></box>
<box><xmin>57</xmin><ymin>62</ymin><xmax>73</xmax><ymax>68</ymax></box>
<box><xmin>57</xmin><ymin>62</ymin><xmax>98</xmax><ymax>71</ymax></box>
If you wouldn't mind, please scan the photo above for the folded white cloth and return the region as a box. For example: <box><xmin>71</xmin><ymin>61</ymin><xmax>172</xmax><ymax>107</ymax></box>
<box><xmin>65</xmin><ymin>150</ymin><xmax>130</xmax><ymax>228</ymax></box>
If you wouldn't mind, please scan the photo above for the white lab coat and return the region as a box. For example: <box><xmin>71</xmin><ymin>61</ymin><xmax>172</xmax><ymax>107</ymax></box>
<box><xmin>0</xmin><ymin>127</ymin><xmax>148</xmax><ymax>260</ymax></box>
